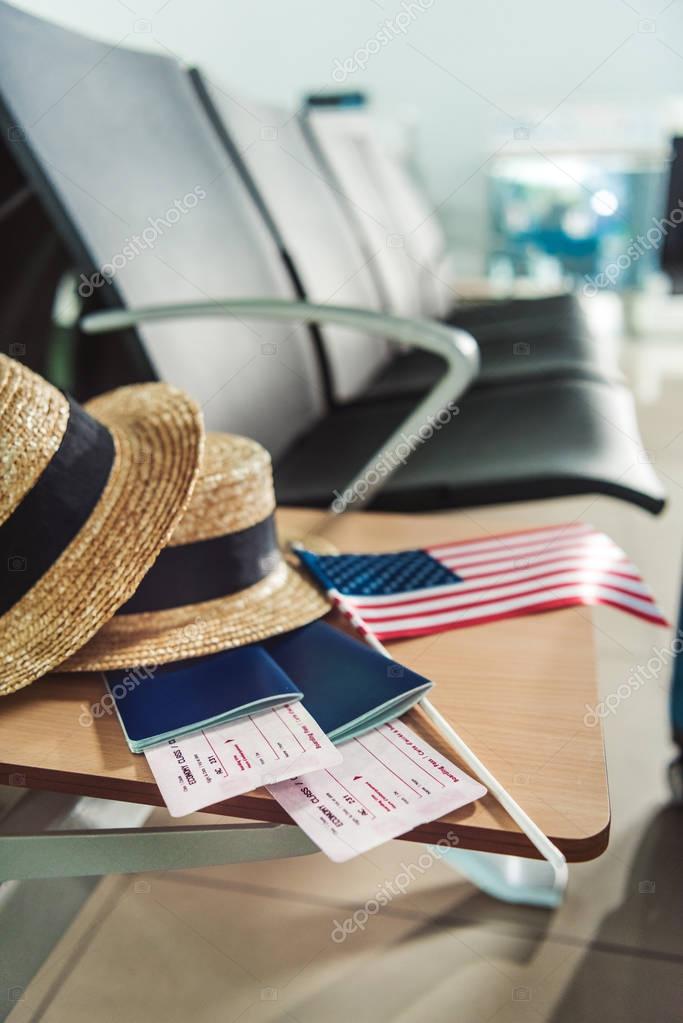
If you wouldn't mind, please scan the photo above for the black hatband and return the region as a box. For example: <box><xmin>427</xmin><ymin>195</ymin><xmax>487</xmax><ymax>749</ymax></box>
<box><xmin>0</xmin><ymin>399</ymin><xmax>115</xmax><ymax>615</ymax></box>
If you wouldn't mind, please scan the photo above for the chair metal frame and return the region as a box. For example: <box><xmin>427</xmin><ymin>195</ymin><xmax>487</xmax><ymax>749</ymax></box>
<box><xmin>81</xmin><ymin>298</ymin><xmax>479</xmax><ymax>510</ymax></box>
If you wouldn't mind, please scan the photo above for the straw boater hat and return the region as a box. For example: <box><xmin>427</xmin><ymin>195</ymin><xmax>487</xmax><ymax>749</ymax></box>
<box><xmin>0</xmin><ymin>354</ymin><xmax>204</xmax><ymax>697</ymax></box>
<box><xmin>62</xmin><ymin>432</ymin><xmax>331</xmax><ymax>671</ymax></box>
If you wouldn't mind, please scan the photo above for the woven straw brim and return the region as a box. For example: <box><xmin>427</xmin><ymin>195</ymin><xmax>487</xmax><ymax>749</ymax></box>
<box><xmin>170</xmin><ymin>432</ymin><xmax>274</xmax><ymax>545</ymax></box>
<box><xmin>0</xmin><ymin>383</ymin><xmax>203</xmax><ymax>696</ymax></box>
<box><xmin>60</xmin><ymin>559</ymin><xmax>330</xmax><ymax>671</ymax></box>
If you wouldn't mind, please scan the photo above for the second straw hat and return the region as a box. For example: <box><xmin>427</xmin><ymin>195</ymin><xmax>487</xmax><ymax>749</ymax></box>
<box><xmin>62</xmin><ymin>432</ymin><xmax>330</xmax><ymax>670</ymax></box>
<box><xmin>0</xmin><ymin>354</ymin><xmax>204</xmax><ymax>696</ymax></box>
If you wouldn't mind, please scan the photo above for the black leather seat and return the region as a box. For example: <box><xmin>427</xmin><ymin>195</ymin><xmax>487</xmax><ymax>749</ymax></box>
<box><xmin>364</xmin><ymin>293</ymin><xmax>619</xmax><ymax>401</ymax></box>
<box><xmin>448</xmin><ymin>293</ymin><xmax>621</xmax><ymax>383</ymax></box>
<box><xmin>275</xmin><ymin>376</ymin><xmax>664</xmax><ymax>514</ymax></box>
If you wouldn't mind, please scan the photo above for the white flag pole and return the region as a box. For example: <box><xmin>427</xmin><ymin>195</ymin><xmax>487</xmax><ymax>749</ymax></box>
<box><xmin>307</xmin><ymin>568</ymin><xmax>567</xmax><ymax>892</ymax></box>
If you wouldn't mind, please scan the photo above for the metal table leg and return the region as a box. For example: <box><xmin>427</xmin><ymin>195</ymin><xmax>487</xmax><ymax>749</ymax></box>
<box><xmin>434</xmin><ymin>847</ymin><xmax>567</xmax><ymax>908</ymax></box>
<box><xmin>1</xmin><ymin>820</ymin><xmax>318</xmax><ymax>881</ymax></box>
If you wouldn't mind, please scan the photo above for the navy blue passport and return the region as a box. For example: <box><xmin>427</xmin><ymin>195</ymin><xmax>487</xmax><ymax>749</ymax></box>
<box><xmin>265</xmin><ymin>621</ymin><xmax>433</xmax><ymax>742</ymax></box>
<box><xmin>103</xmin><ymin>646</ymin><xmax>302</xmax><ymax>753</ymax></box>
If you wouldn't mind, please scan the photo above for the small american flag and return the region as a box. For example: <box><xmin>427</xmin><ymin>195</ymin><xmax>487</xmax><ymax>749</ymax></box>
<box><xmin>296</xmin><ymin>522</ymin><xmax>667</xmax><ymax>641</ymax></box>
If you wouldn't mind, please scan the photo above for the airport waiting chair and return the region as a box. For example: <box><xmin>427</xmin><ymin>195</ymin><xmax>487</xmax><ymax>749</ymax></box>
<box><xmin>0</xmin><ymin>2</ymin><xmax>475</xmax><ymax>488</ymax></box>
<box><xmin>302</xmin><ymin>93</ymin><xmax>454</xmax><ymax>322</ymax></box>
<box><xmin>189</xmin><ymin>74</ymin><xmax>390</xmax><ymax>406</ymax></box>
<box><xmin>190</xmin><ymin>74</ymin><xmax>664</xmax><ymax>512</ymax></box>
<box><xmin>0</xmin><ymin>3</ymin><xmax>665</xmax><ymax>514</ymax></box>
<box><xmin>204</xmin><ymin>87</ymin><xmax>613</xmax><ymax>397</ymax></box>
<box><xmin>301</xmin><ymin>95</ymin><xmax>624</xmax><ymax>391</ymax></box>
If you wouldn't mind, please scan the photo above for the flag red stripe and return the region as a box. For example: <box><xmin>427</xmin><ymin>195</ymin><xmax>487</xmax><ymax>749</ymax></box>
<box><xmin>349</xmin><ymin>569</ymin><xmax>652</xmax><ymax>613</ymax></box>
<box><xmin>372</xmin><ymin>596</ymin><xmax>668</xmax><ymax>640</ymax></box>
<box><xmin>348</xmin><ymin>579</ymin><xmax>659</xmax><ymax>623</ymax></box>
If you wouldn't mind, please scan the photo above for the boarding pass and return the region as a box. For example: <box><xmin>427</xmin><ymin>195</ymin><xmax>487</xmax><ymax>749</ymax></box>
<box><xmin>268</xmin><ymin>719</ymin><xmax>487</xmax><ymax>861</ymax></box>
<box><xmin>145</xmin><ymin>702</ymin><xmax>342</xmax><ymax>817</ymax></box>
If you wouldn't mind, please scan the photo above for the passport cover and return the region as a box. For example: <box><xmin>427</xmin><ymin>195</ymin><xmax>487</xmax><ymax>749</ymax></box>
<box><xmin>265</xmin><ymin>621</ymin><xmax>433</xmax><ymax>742</ymax></box>
<box><xmin>103</xmin><ymin>646</ymin><xmax>303</xmax><ymax>753</ymax></box>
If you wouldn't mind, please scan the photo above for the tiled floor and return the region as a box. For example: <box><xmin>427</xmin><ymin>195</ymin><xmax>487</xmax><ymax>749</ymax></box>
<box><xmin>6</xmin><ymin>330</ymin><xmax>683</xmax><ymax>1023</ymax></box>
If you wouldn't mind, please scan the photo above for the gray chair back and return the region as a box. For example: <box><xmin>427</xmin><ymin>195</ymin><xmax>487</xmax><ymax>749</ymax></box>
<box><xmin>198</xmin><ymin>82</ymin><xmax>394</xmax><ymax>402</ymax></box>
<box><xmin>0</xmin><ymin>3</ymin><xmax>324</xmax><ymax>457</ymax></box>
<box><xmin>303</xmin><ymin>103</ymin><xmax>449</xmax><ymax>319</ymax></box>
<box><xmin>302</xmin><ymin>103</ymin><xmax>453</xmax><ymax>319</ymax></box>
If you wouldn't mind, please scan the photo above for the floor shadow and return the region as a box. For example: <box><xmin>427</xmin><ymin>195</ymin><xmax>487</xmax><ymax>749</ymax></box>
<box><xmin>549</xmin><ymin>803</ymin><xmax>683</xmax><ymax>1023</ymax></box>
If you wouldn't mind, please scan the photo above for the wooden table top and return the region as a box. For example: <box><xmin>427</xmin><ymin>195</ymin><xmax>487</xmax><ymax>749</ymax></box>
<box><xmin>0</xmin><ymin>508</ymin><xmax>610</xmax><ymax>862</ymax></box>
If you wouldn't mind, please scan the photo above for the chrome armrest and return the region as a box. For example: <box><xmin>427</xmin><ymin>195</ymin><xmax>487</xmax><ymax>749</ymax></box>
<box><xmin>81</xmin><ymin>299</ymin><xmax>479</xmax><ymax>511</ymax></box>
